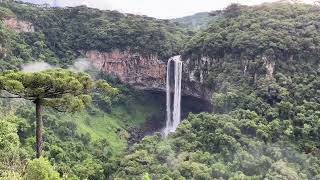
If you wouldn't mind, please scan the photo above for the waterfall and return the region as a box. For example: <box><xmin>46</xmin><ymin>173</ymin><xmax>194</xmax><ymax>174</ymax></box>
<box><xmin>164</xmin><ymin>56</ymin><xmax>182</xmax><ymax>135</ymax></box>
<box><xmin>165</xmin><ymin>58</ymin><xmax>173</xmax><ymax>135</ymax></box>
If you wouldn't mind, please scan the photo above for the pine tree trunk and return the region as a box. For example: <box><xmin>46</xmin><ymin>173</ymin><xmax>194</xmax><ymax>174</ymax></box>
<box><xmin>35</xmin><ymin>99</ymin><xmax>43</xmax><ymax>158</ymax></box>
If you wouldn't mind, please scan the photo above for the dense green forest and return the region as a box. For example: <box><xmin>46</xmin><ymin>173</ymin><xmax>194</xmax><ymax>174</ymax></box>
<box><xmin>0</xmin><ymin>1</ymin><xmax>320</xmax><ymax>179</ymax></box>
<box><xmin>171</xmin><ymin>12</ymin><xmax>213</xmax><ymax>29</ymax></box>
<box><xmin>116</xmin><ymin>3</ymin><xmax>320</xmax><ymax>179</ymax></box>
<box><xmin>0</xmin><ymin>1</ymin><xmax>190</xmax><ymax>66</ymax></box>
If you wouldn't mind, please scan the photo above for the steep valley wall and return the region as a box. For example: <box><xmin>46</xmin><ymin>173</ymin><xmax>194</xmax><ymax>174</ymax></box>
<box><xmin>86</xmin><ymin>50</ymin><xmax>212</xmax><ymax>100</ymax></box>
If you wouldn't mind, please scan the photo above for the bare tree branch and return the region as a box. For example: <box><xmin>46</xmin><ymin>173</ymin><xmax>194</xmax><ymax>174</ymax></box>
<box><xmin>0</xmin><ymin>96</ymin><xmax>23</xmax><ymax>99</ymax></box>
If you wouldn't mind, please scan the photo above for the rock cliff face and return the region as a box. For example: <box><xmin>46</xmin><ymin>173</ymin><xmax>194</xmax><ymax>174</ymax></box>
<box><xmin>86</xmin><ymin>50</ymin><xmax>212</xmax><ymax>99</ymax></box>
<box><xmin>264</xmin><ymin>57</ymin><xmax>275</xmax><ymax>81</ymax></box>
<box><xmin>86</xmin><ymin>50</ymin><xmax>166</xmax><ymax>91</ymax></box>
<box><xmin>4</xmin><ymin>17</ymin><xmax>34</xmax><ymax>33</ymax></box>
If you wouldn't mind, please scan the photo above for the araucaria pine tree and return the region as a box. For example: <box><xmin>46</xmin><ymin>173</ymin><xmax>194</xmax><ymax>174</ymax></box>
<box><xmin>0</xmin><ymin>69</ymin><xmax>118</xmax><ymax>158</ymax></box>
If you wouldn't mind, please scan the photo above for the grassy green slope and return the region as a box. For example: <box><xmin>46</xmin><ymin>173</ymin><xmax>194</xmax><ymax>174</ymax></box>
<box><xmin>61</xmin><ymin>111</ymin><xmax>125</xmax><ymax>154</ymax></box>
<box><xmin>57</xmin><ymin>93</ymin><xmax>162</xmax><ymax>155</ymax></box>
<box><xmin>112</xmin><ymin>92</ymin><xmax>164</xmax><ymax>128</ymax></box>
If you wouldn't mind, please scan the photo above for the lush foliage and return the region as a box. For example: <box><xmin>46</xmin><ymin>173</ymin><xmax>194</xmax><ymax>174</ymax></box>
<box><xmin>24</xmin><ymin>157</ymin><xmax>60</xmax><ymax>180</ymax></box>
<box><xmin>0</xmin><ymin>21</ymin><xmax>53</xmax><ymax>71</ymax></box>
<box><xmin>0</xmin><ymin>68</ymin><xmax>118</xmax><ymax>157</ymax></box>
<box><xmin>172</xmin><ymin>12</ymin><xmax>214</xmax><ymax>29</ymax></box>
<box><xmin>182</xmin><ymin>1</ymin><xmax>320</xmax><ymax>153</ymax></box>
<box><xmin>0</xmin><ymin>115</ymin><xmax>27</xmax><ymax>179</ymax></box>
<box><xmin>0</xmin><ymin>75</ymin><xmax>164</xmax><ymax>179</ymax></box>
<box><xmin>1</xmin><ymin>1</ymin><xmax>190</xmax><ymax>65</ymax></box>
<box><xmin>1</xmin><ymin>1</ymin><xmax>320</xmax><ymax>179</ymax></box>
<box><xmin>117</xmin><ymin>2</ymin><xmax>320</xmax><ymax>179</ymax></box>
<box><xmin>116</xmin><ymin>111</ymin><xmax>320</xmax><ymax>179</ymax></box>
<box><xmin>0</xmin><ymin>69</ymin><xmax>113</xmax><ymax>109</ymax></box>
<box><xmin>184</xmin><ymin>2</ymin><xmax>320</xmax><ymax>59</ymax></box>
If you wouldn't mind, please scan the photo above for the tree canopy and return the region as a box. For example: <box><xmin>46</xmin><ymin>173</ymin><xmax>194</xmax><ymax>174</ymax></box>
<box><xmin>114</xmin><ymin>2</ymin><xmax>320</xmax><ymax>179</ymax></box>
<box><xmin>0</xmin><ymin>1</ymin><xmax>320</xmax><ymax>179</ymax></box>
<box><xmin>1</xmin><ymin>69</ymin><xmax>91</xmax><ymax>109</ymax></box>
<box><xmin>184</xmin><ymin>2</ymin><xmax>320</xmax><ymax>59</ymax></box>
<box><xmin>0</xmin><ymin>69</ymin><xmax>118</xmax><ymax>157</ymax></box>
<box><xmin>1</xmin><ymin>1</ymin><xmax>191</xmax><ymax>65</ymax></box>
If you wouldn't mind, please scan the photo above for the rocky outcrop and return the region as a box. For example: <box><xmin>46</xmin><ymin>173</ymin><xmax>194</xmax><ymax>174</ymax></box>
<box><xmin>0</xmin><ymin>44</ymin><xmax>6</xmax><ymax>59</ymax></box>
<box><xmin>86</xmin><ymin>50</ymin><xmax>166</xmax><ymax>91</ymax></box>
<box><xmin>4</xmin><ymin>17</ymin><xmax>34</xmax><ymax>33</ymax></box>
<box><xmin>182</xmin><ymin>56</ymin><xmax>212</xmax><ymax>99</ymax></box>
<box><xmin>264</xmin><ymin>57</ymin><xmax>275</xmax><ymax>81</ymax></box>
<box><xmin>86</xmin><ymin>49</ymin><xmax>279</xmax><ymax>100</ymax></box>
<box><xmin>86</xmin><ymin>50</ymin><xmax>212</xmax><ymax>99</ymax></box>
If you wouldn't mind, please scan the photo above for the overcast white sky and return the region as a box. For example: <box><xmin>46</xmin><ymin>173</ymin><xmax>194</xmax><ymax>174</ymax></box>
<box><xmin>23</xmin><ymin>0</ymin><xmax>318</xmax><ymax>19</ymax></box>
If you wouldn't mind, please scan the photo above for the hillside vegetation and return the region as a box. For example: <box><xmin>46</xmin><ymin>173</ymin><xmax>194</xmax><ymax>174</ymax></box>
<box><xmin>171</xmin><ymin>12</ymin><xmax>213</xmax><ymax>29</ymax></box>
<box><xmin>2</xmin><ymin>1</ymin><xmax>191</xmax><ymax>64</ymax></box>
<box><xmin>0</xmin><ymin>1</ymin><xmax>320</xmax><ymax>179</ymax></box>
<box><xmin>119</xmin><ymin>2</ymin><xmax>320</xmax><ymax>179</ymax></box>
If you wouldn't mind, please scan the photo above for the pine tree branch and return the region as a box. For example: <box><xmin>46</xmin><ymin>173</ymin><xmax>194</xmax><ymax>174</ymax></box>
<box><xmin>0</xmin><ymin>96</ymin><xmax>22</xmax><ymax>99</ymax></box>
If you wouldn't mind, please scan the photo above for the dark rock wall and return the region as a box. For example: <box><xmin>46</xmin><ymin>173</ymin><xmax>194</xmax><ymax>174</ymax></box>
<box><xmin>86</xmin><ymin>50</ymin><xmax>213</xmax><ymax>100</ymax></box>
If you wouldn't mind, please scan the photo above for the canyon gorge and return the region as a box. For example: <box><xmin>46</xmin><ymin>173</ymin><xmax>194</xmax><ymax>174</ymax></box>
<box><xmin>86</xmin><ymin>50</ymin><xmax>213</xmax><ymax>101</ymax></box>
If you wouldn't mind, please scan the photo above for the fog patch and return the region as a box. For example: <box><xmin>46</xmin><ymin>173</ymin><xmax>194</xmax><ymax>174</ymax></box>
<box><xmin>69</xmin><ymin>58</ymin><xmax>93</xmax><ymax>72</ymax></box>
<box><xmin>22</xmin><ymin>62</ymin><xmax>54</xmax><ymax>72</ymax></box>
<box><xmin>21</xmin><ymin>59</ymin><xmax>95</xmax><ymax>73</ymax></box>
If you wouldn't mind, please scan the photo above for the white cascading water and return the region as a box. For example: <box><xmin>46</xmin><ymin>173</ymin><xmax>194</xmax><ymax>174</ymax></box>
<box><xmin>164</xmin><ymin>56</ymin><xmax>182</xmax><ymax>135</ymax></box>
